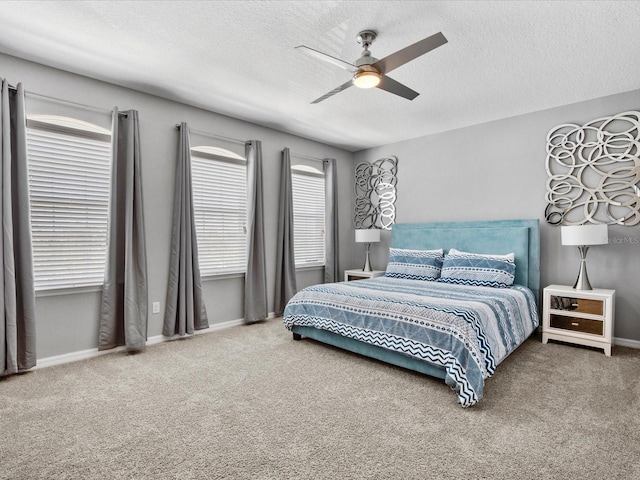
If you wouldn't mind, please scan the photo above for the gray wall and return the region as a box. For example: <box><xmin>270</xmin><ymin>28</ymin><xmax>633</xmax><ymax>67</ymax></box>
<box><xmin>1</xmin><ymin>52</ymin><xmax>355</xmax><ymax>359</ymax></box>
<box><xmin>354</xmin><ymin>89</ymin><xmax>640</xmax><ymax>343</ymax></box>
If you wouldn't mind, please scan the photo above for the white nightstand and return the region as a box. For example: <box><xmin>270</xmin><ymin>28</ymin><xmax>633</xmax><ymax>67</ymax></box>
<box><xmin>344</xmin><ymin>269</ymin><xmax>385</xmax><ymax>282</ymax></box>
<box><xmin>542</xmin><ymin>284</ymin><xmax>615</xmax><ymax>356</ymax></box>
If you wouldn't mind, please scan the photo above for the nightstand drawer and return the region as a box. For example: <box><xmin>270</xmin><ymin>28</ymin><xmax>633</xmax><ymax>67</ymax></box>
<box><xmin>549</xmin><ymin>314</ymin><xmax>603</xmax><ymax>336</ymax></box>
<box><xmin>346</xmin><ymin>273</ymin><xmax>369</xmax><ymax>281</ymax></box>
<box><xmin>344</xmin><ymin>269</ymin><xmax>385</xmax><ymax>282</ymax></box>
<box><xmin>549</xmin><ymin>295</ymin><xmax>603</xmax><ymax>316</ymax></box>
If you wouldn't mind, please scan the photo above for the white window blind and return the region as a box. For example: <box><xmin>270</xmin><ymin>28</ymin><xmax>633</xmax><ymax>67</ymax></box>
<box><xmin>291</xmin><ymin>169</ymin><xmax>325</xmax><ymax>267</ymax></box>
<box><xmin>191</xmin><ymin>148</ymin><xmax>247</xmax><ymax>276</ymax></box>
<box><xmin>26</xmin><ymin>120</ymin><xmax>112</xmax><ymax>291</ymax></box>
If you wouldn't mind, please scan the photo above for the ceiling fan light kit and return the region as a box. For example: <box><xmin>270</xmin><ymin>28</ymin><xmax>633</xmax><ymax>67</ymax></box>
<box><xmin>353</xmin><ymin>68</ymin><xmax>381</xmax><ymax>89</ymax></box>
<box><xmin>296</xmin><ymin>29</ymin><xmax>447</xmax><ymax>103</ymax></box>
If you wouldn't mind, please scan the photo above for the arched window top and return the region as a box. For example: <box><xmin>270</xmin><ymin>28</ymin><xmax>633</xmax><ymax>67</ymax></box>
<box><xmin>191</xmin><ymin>145</ymin><xmax>245</xmax><ymax>162</ymax></box>
<box><xmin>27</xmin><ymin>114</ymin><xmax>111</xmax><ymax>135</ymax></box>
<box><xmin>292</xmin><ymin>164</ymin><xmax>324</xmax><ymax>177</ymax></box>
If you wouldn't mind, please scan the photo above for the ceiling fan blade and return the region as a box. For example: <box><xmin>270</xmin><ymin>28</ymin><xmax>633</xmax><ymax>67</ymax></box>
<box><xmin>311</xmin><ymin>80</ymin><xmax>354</xmax><ymax>104</ymax></box>
<box><xmin>372</xmin><ymin>32</ymin><xmax>447</xmax><ymax>74</ymax></box>
<box><xmin>295</xmin><ymin>45</ymin><xmax>356</xmax><ymax>72</ymax></box>
<box><xmin>376</xmin><ymin>75</ymin><xmax>419</xmax><ymax>101</ymax></box>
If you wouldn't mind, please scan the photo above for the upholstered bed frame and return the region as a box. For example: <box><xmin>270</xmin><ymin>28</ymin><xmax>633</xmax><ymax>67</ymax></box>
<box><xmin>291</xmin><ymin>219</ymin><xmax>540</xmax><ymax>380</ymax></box>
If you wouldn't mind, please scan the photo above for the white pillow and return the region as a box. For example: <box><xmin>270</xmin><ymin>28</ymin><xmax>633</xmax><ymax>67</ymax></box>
<box><xmin>448</xmin><ymin>248</ymin><xmax>515</xmax><ymax>262</ymax></box>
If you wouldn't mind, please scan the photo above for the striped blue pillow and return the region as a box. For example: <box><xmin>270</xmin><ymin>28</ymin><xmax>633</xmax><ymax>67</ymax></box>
<box><xmin>439</xmin><ymin>251</ymin><xmax>516</xmax><ymax>288</ymax></box>
<box><xmin>385</xmin><ymin>248</ymin><xmax>444</xmax><ymax>281</ymax></box>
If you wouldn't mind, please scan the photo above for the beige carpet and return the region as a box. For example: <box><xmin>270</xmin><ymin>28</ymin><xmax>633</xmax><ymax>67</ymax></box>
<box><xmin>1</xmin><ymin>319</ymin><xmax>639</xmax><ymax>480</ymax></box>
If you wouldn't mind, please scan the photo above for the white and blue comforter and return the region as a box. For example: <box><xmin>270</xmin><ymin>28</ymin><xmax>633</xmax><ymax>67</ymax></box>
<box><xmin>283</xmin><ymin>277</ymin><xmax>539</xmax><ymax>407</ymax></box>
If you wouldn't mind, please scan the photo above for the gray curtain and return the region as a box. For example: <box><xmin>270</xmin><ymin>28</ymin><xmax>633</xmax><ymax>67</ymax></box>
<box><xmin>98</xmin><ymin>109</ymin><xmax>148</xmax><ymax>351</ymax></box>
<box><xmin>1</xmin><ymin>81</ymin><xmax>36</xmax><ymax>375</ymax></box>
<box><xmin>274</xmin><ymin>148</ymin><xmax>297</xmax><ymax>316</ymax></box>
<box><xmin>163</xmin><ymin>123</ymin><xmax>208</xmax><ymax>336</ymax></box>
<box><xmin>323</xmin><ymin>158</ymin><xmax>339</xmax><ymax>283</ymax></box>
<box><xmin>244</xmin><ymin>140</ymin><xmax>267</xmax><ymax>323</ymax></box>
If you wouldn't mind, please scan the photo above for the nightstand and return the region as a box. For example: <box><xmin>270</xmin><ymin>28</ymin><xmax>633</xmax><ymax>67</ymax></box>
<box><xmin>344</xmin><ymin>269</ymin><xmax>385</xmax><ymax>282</ymax></box>
<box><xmin>542</xmin><ymin>284</ymin><xmax>615</xmax><ymax>356</ymax></box>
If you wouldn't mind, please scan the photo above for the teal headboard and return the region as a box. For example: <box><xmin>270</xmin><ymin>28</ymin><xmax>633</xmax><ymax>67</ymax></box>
<box><xmin>391</xmin><ymin>219</ymin><xmax>540</xmax><ymax>303</ymax></box>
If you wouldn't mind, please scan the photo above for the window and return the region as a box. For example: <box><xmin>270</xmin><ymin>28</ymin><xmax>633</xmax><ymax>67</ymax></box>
<box><xmin>191</xmin><ymin>146</ymin><xmax>247</xmax><ymax>276</ymax></box>
<box><xmin>26</xmin><ymin>115</ymin><xmax>112</xmax><ymax>291</ymax></box>
<box><xmin>291</xmin><ymin>165</ymin><xmax>325</xmax><ymax>267</ymax></box>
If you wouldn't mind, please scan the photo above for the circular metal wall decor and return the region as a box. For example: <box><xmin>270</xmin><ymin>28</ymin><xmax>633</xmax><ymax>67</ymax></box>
<box><xmin>354</xmin><ymin>156</ymin><xmax>397</xmax><ymax>230</ymax></box>
<box><xmin>545</xmin><ymin>111</ymin><xmax>640</xmax><ymax>226</ymax></box>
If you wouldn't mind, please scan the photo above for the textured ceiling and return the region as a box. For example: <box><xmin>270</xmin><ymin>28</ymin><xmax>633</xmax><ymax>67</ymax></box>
<box><xmin>1</xmin><ymin>1</ymin><xmax>640</xmax><ymax>152</ymax></box>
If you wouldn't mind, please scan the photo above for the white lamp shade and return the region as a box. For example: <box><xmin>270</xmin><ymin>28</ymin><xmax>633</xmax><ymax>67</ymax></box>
<box><xmin>561</xmin><ymin>224</ymin><xmax>609</xmax><ymax>246</ymax></box>
<box><xmin>355</xmin><ymin>229</ymin><xmax>380</xmax><ymax>243</ymax></box>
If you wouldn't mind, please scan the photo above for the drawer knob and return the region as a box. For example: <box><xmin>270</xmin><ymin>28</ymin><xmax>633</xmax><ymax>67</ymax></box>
<box><xmin>571</xmin><ymin>304</ymin><xmax>579</xmax><ymax>307</ymax></box>
<box><xmin>571</xmin><ymin>322</ymin><xmax>579</xmax><ymax>326</ymax></box>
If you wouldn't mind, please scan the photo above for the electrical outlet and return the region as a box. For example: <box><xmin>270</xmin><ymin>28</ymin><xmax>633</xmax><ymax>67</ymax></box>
<box><xmin>152</xmin><ymin>302</ymin><xmax>160</xmax><ymax>314</ymax></box>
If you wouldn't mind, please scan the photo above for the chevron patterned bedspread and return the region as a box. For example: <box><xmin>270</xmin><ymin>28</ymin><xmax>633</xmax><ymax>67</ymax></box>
<box><xmin>283</xmin><ymin>277</ymin><xmax>539</xmax><ymax>407</ymax></box>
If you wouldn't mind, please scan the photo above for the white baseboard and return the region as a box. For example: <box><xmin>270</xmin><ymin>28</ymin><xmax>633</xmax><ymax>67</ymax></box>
<box><xmin>614</xmin><ymin>336</ymin><xmax>640</xmax><ymax>349</ymax></box>
<box><xmin>35</xmin><ymin>313</ymin><xmax>275</xmax><ymax>370</ymax></box>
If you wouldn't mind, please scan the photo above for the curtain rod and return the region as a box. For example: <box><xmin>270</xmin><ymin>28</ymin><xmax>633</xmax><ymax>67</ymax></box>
<box><xmin>175</xmin><ymin>124</ymin><xmax>246</xmax><ymax>146</ymax></box>
<box><xmin>2</xmin><ymin>81</ymin><xmax>126</xmax><ymax>117</ymax></box>
<box><xmin>24</xmin><ymin>91</ymin><xmax>126</xmax><ymax>116</ymax></box>
<box><xmin>290</xmin><ymin>151</ymin><xmax>325</xmax><ymax>163</ymax></box>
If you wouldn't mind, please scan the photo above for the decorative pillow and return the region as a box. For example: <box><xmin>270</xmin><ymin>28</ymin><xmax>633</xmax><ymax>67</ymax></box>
<box><xmin>439</xmin><ymin>251</ymin><xmax>516</xmax><ymax>288</ymax></box>
<box><xmin>385</xmin><ymin>248</ymin><xmax>444</xmax><ymax>281</ymax></box>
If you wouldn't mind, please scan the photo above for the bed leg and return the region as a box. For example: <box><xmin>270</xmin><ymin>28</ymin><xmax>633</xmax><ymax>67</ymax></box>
<box><xmin>292</xmin><ymin>333</ymin><xmax>302</xmax><ymax>341</ymax></box>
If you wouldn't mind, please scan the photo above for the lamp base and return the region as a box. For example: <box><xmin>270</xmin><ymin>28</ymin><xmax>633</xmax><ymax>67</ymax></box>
<box><xmin>573</xmin><ymin>246</ymin><xmax>592</xmax><ymax>290</ymax></box>
<box><xmin>362</xmin><ymin>243</ymin><xmax>373</xmax><ymax>272</ymax></box>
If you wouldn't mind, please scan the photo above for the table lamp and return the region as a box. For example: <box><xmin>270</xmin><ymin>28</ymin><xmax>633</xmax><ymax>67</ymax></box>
<box><xmin>561</xmin><ymin>224</ymin><xmax>608</xmax><ymax>290</ymax></box>
<box><xmin>355</xmin><ymin>229</ymin><xmax>380</xmax><ymax>272</ymax></box>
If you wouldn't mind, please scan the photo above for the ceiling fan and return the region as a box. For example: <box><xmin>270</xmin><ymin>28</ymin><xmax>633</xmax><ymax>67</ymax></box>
<box><xmin>296</xmin><ymin>30</ymin><xmax>447</xmax><ymax>104</ymax></box>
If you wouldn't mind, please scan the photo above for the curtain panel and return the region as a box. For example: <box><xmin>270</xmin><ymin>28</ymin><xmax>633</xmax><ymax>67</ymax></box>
<box><xmin>274</xmin><ymin>148</ymin><xmax>297</xmax><ymax>317</ymax></box>
<box><xmin>1</xmin><ymin>80</ymin><xmax>36</xmax><ymax>375</ymax></box>
<box><xmin>244</xmin><ymin>140</ymin><xmax>268</xmax><ymax>323</ymax></box>
<box><xmin>98</xmin><ymin>109</ymin><xmax>149</xmax><ymax>351</ymax></box>
<box><xmin>323</xmin><ymin>158</ymin><xmax>339</xmax><ymax>283</ymax></box>
<box><xmin>163</xmin><ymin>123</ymin><xmax>209</xmax><ymax>336</ymax></box>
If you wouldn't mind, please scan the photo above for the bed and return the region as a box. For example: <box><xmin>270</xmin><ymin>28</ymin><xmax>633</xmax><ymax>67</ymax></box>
<box><xmin>282</xmin><ymin>219</ymin><xmax>540</xmax><ymax>407</ymax></box>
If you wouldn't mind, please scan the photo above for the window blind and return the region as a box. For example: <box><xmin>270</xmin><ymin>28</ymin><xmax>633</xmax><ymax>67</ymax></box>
<box><xmin>292</xmin><ymin>171</ymin><xmax>325</xmax><ymax>267</ymax></box>
<box><xmin>191</xmin><ymin>152</ymin><xmax>247</xmax><ymax>275</ymax></box>
<box><xmin>26</xmin><ymin>126</ymin><xmax>112</xmax><ymax>290</ymax></box>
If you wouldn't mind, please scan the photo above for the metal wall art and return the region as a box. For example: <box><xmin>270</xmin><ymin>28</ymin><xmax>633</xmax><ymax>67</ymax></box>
<box><xmin>545</xmin><ymin>111</ymin><xmax>640</xmax><ymax>226</ymax></box>
<box><xmin>354</xmin><ymin>156</ymin><xmax>398</xmax><ymax>230</ymax></box>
